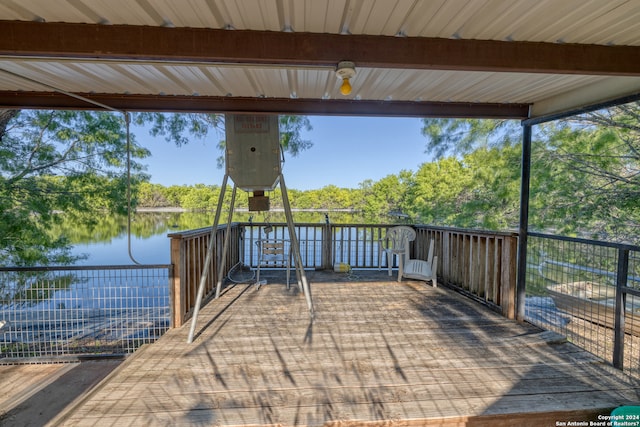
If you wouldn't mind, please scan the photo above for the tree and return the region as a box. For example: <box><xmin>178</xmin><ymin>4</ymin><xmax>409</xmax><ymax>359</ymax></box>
<box><xmin>420</xmin><ymin>103</ymin><xmax>640</xmax><ymax>242</ymax></box>
<box><xmin>409</xmin><ymin>158</ymin><xmax>472</xmax><ymax>225</ymax></box>
<box><xmin>1</xmin><ymin>109</ymin><xmax>313</xmax><ymax>267</ymax></box>
<box><xmin>530</xmin><ymin>104</ymin><xmax>640</xmax><ymax>241</ymax></box>
<box><xmin>458</xmin><ymin>145</ymin><xmax>522</xmax><ymax>229</ymax></box>
<box><xmin>421</xmin><ymin>118</ymin><xmax>519</xmax><ymax>158</ymax></box>
<box><xmin>137</xmin><ymin>182</ymin><xmax>170</xmax><ymax>207</ymax></box>
<box><xmin>360</xmin><ymin>171</ymin><xmax>414</xmax><ymax>223</ymax></box>
<box><xmin>0</xmin><ymin>109</ymin><xmax>149</xmax><ymax>266</ymax></box>
<box><xmin>417</xmin><ymin>117</ymin><xmax>524</xmax><ymax>228</ymax></box>
<box><xmin>178</xmin><ymin>184</ymin><xmax>219</xmax><ymax>210</ymax></box>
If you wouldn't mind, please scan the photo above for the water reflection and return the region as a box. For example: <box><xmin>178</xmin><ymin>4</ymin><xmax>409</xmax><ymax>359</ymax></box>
<box><xmin>66</xmin><ymin>211</ymin><xmax>366</xmax><ymax>265</ymax></box>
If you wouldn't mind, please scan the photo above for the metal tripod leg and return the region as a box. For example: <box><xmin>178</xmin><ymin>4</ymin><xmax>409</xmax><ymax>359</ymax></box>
<box><xmin>280</xmin><ymin>174</ymin><xmax>314</xmax><ymax>318</ymax></box>
<box><xmin>214</xmin><ymin>185</ymin><xmax>237</xmax><ymax>299</ymax></box>
<box><xmin>187</xmin><ymin>176</ymin><xmax>236</xmax><ymax>344</ymax></box>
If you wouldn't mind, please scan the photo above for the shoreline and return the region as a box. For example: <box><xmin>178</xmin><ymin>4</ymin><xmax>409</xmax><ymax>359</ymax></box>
<box><xmin>135</xmin><ymin>207</ymin><xmax>186</xmax><ymax>212</ymax></box>
<box><xmin>135</xmin><ymin>207</ymin><xmax>359</xmax><ymax>213</ymax></box>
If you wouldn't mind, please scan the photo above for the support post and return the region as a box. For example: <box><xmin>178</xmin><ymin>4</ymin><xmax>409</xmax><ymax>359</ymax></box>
<box><xmin>187</xmin><ymin>175</ymin><xmax>229</xmax><ymax>344</ymax></box>
<box><xmin>280</xmin><ymin>174</ymin><xmax>314</xmax><ymax>318</ymax></box>
<box><xmin>516</xmin><ymin>123</ymin><xmax>532</xmax><ymax>322</ymax></box>
<box><xmin>613</xmin><ymin>248</ymin><xmax>630</xmax><ymax>369</ymax></box>
<box><xmin>321</xmin><ymin>221</ymin><xmax>332</xmax><ymax>270</ymax></box>
<box><xmin>214</xmin><ymin>185</ymin><xmax>237</xmax><ymax>299</ymax></box>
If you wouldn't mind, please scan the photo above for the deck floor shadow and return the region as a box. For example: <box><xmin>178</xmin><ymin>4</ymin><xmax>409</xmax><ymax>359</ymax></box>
<box><xmin>55</xmin><ymin>270</ymin><xmax>640</xmax><ymax>426</ymax></box>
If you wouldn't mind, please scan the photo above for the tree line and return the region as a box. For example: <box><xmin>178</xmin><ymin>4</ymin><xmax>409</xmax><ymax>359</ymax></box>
<box><xmin>139</xmin><ymin>102</ymin><xmax>640</xmax><ymax>245</ymax></box>
<box><xmin>1</xmin><ymin>105</ymin><xmax>639</xmax><ymax>267</ymax></box>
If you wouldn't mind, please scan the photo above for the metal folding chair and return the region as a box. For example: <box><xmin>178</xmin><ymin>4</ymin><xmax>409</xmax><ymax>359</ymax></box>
<box><xmin>255</xmin><ymin>239</ymin><xmax>292</xmax><ymax>288</ymax></box>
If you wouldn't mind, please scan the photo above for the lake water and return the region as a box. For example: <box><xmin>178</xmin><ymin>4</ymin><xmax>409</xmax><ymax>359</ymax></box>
<box><xmin>1</xmin><ymin>211</ymin><xmax>377</xmax><ymax>357</ymax></box>
<box><xmin>71</xmin><ymin>233</ymin><xmax>172</xmax><ymax>265</ymax></box>
<box><xmin>68</xmin><ymin>210</ymin><xmax>366</xmax><ymax>266</ymax></box>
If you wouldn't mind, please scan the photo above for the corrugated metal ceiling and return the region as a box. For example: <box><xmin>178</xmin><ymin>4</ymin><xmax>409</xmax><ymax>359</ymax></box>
<box><xmin>1</xmin><ymin>0</ymin><xmax>640</xmax><ymax>118</ymax></box>
<box><xmin>3</xmin><ymin>0</ymin><xmax>640</xmax><ymax>44</ymax></box>
<box><xmin>0</xmin><ymin>57</ymin><xmax>613</xmax><ymax>102</ymax></box>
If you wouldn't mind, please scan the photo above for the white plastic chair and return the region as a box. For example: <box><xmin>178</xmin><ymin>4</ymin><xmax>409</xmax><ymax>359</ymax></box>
<box><xmin>378</xmin><ymin>226</ymin><xmax>416</xmax><ymax>282</ymax></box>
<box><xmin>255</xmin><ymin>239</ymin><xmax>291</xmax><ymax>288</ymax></box>
<box><xmin>402</xmin><ymin>239</ymin><xmax>438</xmax><ymax>287</ymax></box>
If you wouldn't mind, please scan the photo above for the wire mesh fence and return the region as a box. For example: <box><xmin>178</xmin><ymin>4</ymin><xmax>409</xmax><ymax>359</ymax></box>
<box><xmin>525</xmin><ymin>233</ymin><xmax>640</xmax><ymax>377</ymax></box>
<box><xmin>0</xmin><ymin>264</ymin><xmax>172</xmax><ymax>361</ymax></box>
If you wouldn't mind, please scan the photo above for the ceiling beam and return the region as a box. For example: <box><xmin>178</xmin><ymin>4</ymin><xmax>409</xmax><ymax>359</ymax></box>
<box><xmin>2</xmin><ymin>20</ymin><xmax>640</xmax><ymax>76</ymax></box>
<box><xmin>0</xmin><ymin>91</ymin><xmax>530</xmax><ymax>119</ymax></box>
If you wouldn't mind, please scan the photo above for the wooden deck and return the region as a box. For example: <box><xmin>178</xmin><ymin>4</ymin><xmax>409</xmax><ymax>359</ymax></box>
<box><xmin>53</xmin><ymin>270</ymin><xmax>640</xmax><ymax>426</ymax></box>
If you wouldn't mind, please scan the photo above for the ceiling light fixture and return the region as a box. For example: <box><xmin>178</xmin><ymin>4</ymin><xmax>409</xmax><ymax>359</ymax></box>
<box><xmin>336</xmin><ymin>61</ymin><xmax>356</xmax><ymax>96</ymax></box>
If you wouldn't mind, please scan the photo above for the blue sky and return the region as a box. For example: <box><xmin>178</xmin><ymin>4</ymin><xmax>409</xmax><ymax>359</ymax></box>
<box><xmin>137</xmin><ymin>116</ymin><xmax>432</xmax><ymax>190</ymax></box>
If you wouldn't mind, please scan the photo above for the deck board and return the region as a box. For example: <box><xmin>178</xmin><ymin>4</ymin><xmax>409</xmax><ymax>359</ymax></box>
<box><xmin>55</xmin><ymin>270</ymin><xmax>640</xmax><ymax>426</ymax></box>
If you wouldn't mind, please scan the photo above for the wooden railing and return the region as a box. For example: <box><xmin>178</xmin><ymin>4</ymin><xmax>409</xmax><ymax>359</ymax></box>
<box><xmin>241</xmin><ymin>222</ymin><xmax>331</xmax><ymax>270</ymax></box>
<box><xmin>414</xmin><ymin>226</ymin><xmax>518</xmax><ymax>319</ymax></box>
<box><xmin>168</xmin><ymin>223</ymin><xmax>518</xmax><ymax>326</ymax></box>
<box><xmin>168</xmin><ymin>224</ymin><xmax>242</xmax><ymax>327</ymax></box>
<box><xmin>240</xmin><ymin>223</ymin><xmax>391</xmax><ymax>270</ymax></box>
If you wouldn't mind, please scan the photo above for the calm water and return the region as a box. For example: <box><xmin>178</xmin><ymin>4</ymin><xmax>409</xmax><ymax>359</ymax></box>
<box><xmin>68</xmin><ymin>211</ymin><xmax>366</xmax><ymax>265</ymax></box>
<box><xmin>71</xmin><ymin>233</ymin><xmax>172</xmax><ymax>265</ymax></box>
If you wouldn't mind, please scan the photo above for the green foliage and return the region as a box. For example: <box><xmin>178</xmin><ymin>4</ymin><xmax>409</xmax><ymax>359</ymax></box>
<box><xmin>420</xmin><ymin>102</ymin><xmax>640</xmax><ymax>242</ymax></box>
<box><xmin>461</xmin><ymin>145</ymin><xmax>522</xmax><ymax>229</ymax></box>
<box><xmin>414</xmin><ymin>117</ymin><xmax>526</xmax><ymax>228</ymax></box>
<box><xmin>359</xmin><ymin>171</ymin><xmax>414</xmax><ymax>223</ymax></box>
<box><xmin>278</xmin><ymin>115</ymin><xmax>314</xmax><ymax>155</ymax></box>
<box><xmin>0</xmin><ymin>110</ymin><xmax>149</xmax><ymax>266</ymax></box>
<box><xmin>4</xmin><ymin>101</ymin><xmax>640</xmax><ymax>271</ymax></box>
<box><xmin>529</xmin><ymin>105</ymin><xmax>640</xmax><ymax>241</ymax></box>
<box><xmin>130</xmin><ymin>101</ymin><xmax>640</xmax><ymax>245</ymax></box>
<box><xmin>178</xmin><ymin>184</ymin><xmax>222</xmax><ymax>210</ymax></box>
<box><xmin>134</xmin><ymin>112</ymin><xmax>220</xmax><ymax>147</ymax></box>
<box><xmin>137</xmin><ymin>182</ymin><xmax>170</xmax><ymax>207</ymax></box>
<box><xmin>421</xmin><ymin>118</ymin><xmax>520</xmax><ymax>158</ymax></box>
<box><xmin>410</xmin><ymin>157</ymin><xmax>472</xmax><ymax>225</ymax></box>
<box><xmin>298</xmin><ymin>185</ymin><xmax>355</xmax><ymax>211</ymax></box>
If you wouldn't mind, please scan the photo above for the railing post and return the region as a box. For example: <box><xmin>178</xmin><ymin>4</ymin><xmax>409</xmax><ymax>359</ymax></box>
<box><xmin>170</xmin><ymin>235</ymin><xmax>186</xmax><ymax>328</ymax></box>
<box><xmin>613</xmin><ymin>248</ymin><xmax>630</xmax><ymax>369</ymax></box>
<box><xmin>443</xmin><ymin>231</ymin><xmax>450</xmax><ymax>279</ymax></box>
<box><xmin>321</xmin><ymin>222</ymin><xmax>333</xmax><ymax>270</ymax></box>
<box><xmin>501</xmin><ymin>235</ymin><xmax>518</xmax><ymax>320</ymax></box>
